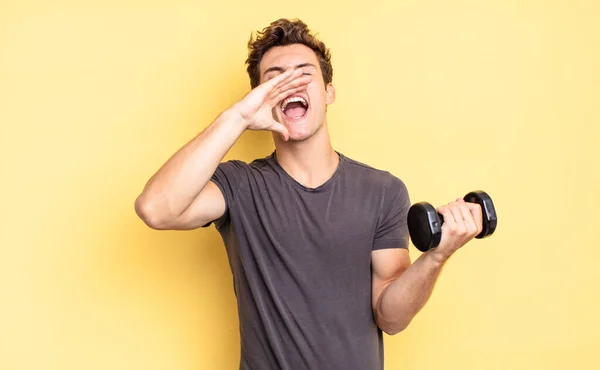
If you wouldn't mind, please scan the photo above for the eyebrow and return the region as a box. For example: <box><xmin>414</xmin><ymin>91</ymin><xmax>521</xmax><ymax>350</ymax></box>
<box><xmin>262</xmin><ymin>63</ymin><xmax>317</xmax><ymax>76</ymax></box>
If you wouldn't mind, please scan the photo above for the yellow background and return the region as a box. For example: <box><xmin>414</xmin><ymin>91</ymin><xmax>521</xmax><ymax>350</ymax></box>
<box><xmin>1</xmin><ymin>0</ymin><xmax>599</xmax><ymax>369</ymax></box>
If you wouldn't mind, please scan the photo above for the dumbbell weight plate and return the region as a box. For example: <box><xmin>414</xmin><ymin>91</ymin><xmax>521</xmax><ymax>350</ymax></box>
<box><xmin>407</xmin><ymin>202</ymin><xmax>442</xmax><ymax>252</ymax></box>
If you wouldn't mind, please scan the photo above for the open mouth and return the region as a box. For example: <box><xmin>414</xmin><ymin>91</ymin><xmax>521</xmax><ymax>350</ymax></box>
<box><xmin>280</xmin><ymin>95</ymin><xmax>309</xmax><ymax>121</ymax></box>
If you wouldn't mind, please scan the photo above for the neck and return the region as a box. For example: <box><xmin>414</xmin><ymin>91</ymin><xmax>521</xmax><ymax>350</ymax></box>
<box><xmin>273</xmin><ymin>122</ymin><xmax>339</xmax><ymax>189</ymax></box>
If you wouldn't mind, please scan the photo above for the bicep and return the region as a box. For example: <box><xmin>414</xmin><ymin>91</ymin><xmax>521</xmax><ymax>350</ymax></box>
<box><xmin>172</xmin><ymin>181</ymin><xmax>226</xmax><ymax>230</ymax></box>
<box><xmin>371</xmin><ymin>248</ymin><xmax>411</xmax><ymax>310</ymax></box>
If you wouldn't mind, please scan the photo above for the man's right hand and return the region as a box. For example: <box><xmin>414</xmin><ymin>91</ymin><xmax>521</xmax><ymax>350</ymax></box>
<box><xmin>230</xmin><ymin>68</ymin><xmax>312</xmax><ymax>141</ymax></box>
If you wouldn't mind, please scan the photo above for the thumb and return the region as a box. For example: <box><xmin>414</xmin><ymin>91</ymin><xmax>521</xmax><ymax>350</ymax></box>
<box><xmin>269</xmin><ymin>120</ymin><xmax>289</xmax><ymax>141</ymax></box>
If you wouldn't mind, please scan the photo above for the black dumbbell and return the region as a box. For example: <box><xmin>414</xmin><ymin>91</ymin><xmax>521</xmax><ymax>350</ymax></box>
<box><xmin>407</xmin><ymin>190</ymin><xmax>497</xmax><ymax>252</ymax></box>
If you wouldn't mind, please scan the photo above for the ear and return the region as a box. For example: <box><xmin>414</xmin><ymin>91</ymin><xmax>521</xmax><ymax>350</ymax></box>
<box><xmin>325</xmin><ymin>83</ymin><xmax>336</xmax><ymax>104</ymax></box>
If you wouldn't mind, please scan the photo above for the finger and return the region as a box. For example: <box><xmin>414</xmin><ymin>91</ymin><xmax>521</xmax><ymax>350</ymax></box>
<box><xmin>437</xmin><ymin>205</ymin><xmax>456</xmax><ymax>228</ymax></box>
<box><xmin>273</xmin><ymin>68</ymin><xmax>305</xmax><ymax>90</ymax></box>
<box><xmin>261</xmin><ymin>68</ymin><xmax>298</xmax><ymax>91</ymax></box>
<box><xmin>458</xmin><ymin>203</ymin><xmax>478</xmax><ymax>235</ymax></box>
<box><xmin>465</xmin><ymin>202</ymin><xmax>483</xmax><ymax>235</ymax></box>
<box><xmin>449</xmin><ymin>204</ymin><xmax>465</xmax><ymax>229</ymax></box>
<box><xmin>270</xmin><ymin>73</ymin><xmax>312</xmax><ymax>98</ymax></box>
<box><xmin>269</xmin><ymin>76</ymin><xmax>312</xmax><ymax>106</ymax></box>
<box><xmin>268</xmin><ymin>120</ymin><xmax>289</xmax><ymax>141</ymax></box>
<box><xmin>457</xmin><ymin>198</ymin><xmax>465</xmax><ymax>202</ymax></box>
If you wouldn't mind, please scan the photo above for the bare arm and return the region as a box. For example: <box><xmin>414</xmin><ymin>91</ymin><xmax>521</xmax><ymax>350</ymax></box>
<box><xmin>371</xmin><ymin>247</ymin><xmax>446</xmax><ymax>335</ymax></box>
<box><xmin>372</xmin><ymin>199</ymin><xmax>483</xmax><ymax>335</ymax></box>
<box><xmin>134</xmin><ymin>68</ymin><xmax>312</xmax><ymax>230</ymax></box>
<box><xmin>134</xmin><ymin>112</ymin><xmax>246</xmax><ymax>229</ymax></box>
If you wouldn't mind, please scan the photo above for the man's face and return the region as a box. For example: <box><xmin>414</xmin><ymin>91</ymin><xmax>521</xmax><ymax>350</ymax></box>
<box><xmin>259</xmin><ymin>44</ymin><xmax>335</xmax><ymax>141</ymax></box>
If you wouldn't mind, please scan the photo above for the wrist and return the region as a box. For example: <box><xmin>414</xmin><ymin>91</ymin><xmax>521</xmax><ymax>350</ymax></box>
<box><xmin>425</xmin><ymin>247</ymin><xmax>451</xmax><ymax>267</ymax></box>
<box><xmin>221</xmin><ymin>106</ymin><xmax>250</xmax><ymax>130</ymax></box>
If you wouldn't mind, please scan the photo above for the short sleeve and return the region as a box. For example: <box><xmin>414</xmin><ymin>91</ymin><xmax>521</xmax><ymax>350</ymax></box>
<box><xmin>372</xmin><ymin>174</ymin><xmax>411</xmax><ymax>251</ymax></box>
<box><xmin>202</xmin><ymin>159</ymin><xmax>248</xmax><ymax>228</ymax></box>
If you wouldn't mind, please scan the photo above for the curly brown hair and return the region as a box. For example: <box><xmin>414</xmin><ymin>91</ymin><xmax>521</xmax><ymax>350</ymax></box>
<box><xmin>245</xmin><ymin>18</ymin><xmax>333</xmax><ymax>89</ymax></box>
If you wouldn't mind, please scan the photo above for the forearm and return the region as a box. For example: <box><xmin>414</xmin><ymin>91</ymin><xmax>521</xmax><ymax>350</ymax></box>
<box><xmin>135</xmin><ymin>109</ymin><xmax>246</xmax><ymax>219</ymax></box>
<box><xmin>375</xmin><ymin>249</ymin><xmax>450</xmax><ymax>334</ymax></box>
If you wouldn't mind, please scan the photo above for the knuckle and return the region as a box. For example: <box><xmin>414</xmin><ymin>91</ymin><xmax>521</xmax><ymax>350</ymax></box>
<box><xmin>468</xmin><ymin>225</ymin><xmax>478</xmax><ymax>235</ymax></box>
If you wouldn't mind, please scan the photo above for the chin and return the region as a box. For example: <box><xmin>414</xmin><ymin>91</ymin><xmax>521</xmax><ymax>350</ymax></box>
<box><xmin>275</xmin><ymin>114</ymin><xmax>311</xmax><ymax>141</ymax></box>
<box><xmin>274</xmin><ymin>102</ymin><xmax>325</xmax><ymax>142</ymax></box>
<box><xmin>287</xmin><ymin>131</ymin><xmax>312</xmax><ymax>142</ymax></box>
<box><xmin>286</xmin><ymin>121</ymin><xmax>326</xmax><ymax>142</ymax></box>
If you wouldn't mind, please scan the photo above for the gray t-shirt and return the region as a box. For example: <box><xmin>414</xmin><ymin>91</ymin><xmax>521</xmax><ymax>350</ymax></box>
<box><xmin>204</xmin><ymin>151</ymin><xmax>411</xmax><ymax>370</ymax></box>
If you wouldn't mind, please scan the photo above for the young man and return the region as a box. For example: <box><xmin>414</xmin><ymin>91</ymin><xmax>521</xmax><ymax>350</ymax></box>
<box><xmin>135</xmin><ymin>18</ymin><xmax>483</xmax><ymax>370</ymax></box>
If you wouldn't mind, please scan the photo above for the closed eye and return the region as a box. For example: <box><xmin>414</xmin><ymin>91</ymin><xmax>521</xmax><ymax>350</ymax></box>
<box><xmin>263</xmin><ymin>63</ymin><xmax>318</xmax><ymax>79</ymax></box>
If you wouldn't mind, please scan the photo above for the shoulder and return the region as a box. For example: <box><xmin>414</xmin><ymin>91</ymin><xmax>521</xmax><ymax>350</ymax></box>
<box><xmin>248</xmin><ymin>152</ymin><xmax>276</xmax><ymax>170</ymax></box>
<box><xmin>341</xmin><ymin>153</ymin><xmax>407</xmax><ymax>193</ymax></box>
<box><xmin>217</xmin><ymin>152</ymin><xmax>275</xmax><ymax>173</ymax></box>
